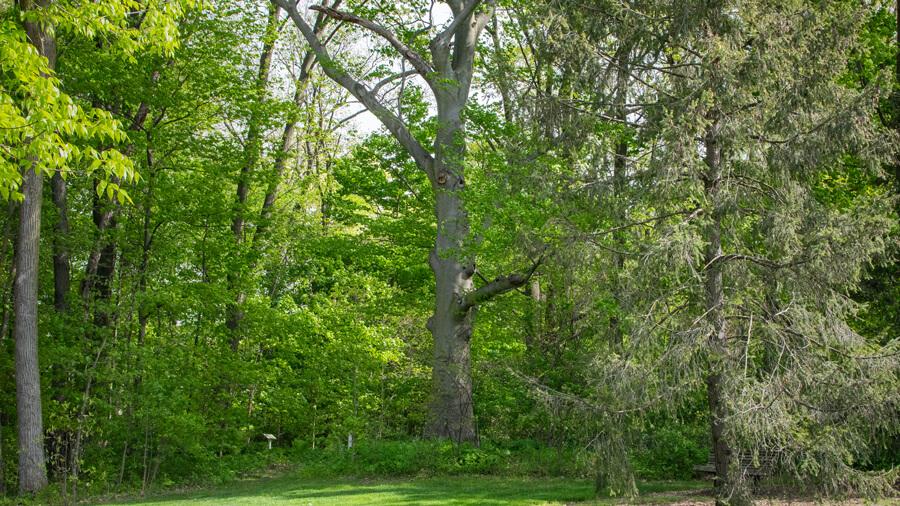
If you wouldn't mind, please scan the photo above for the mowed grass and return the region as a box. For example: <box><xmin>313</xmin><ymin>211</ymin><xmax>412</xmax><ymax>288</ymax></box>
<box><xmin>93</xmin><ymin>474</ymin><xmax>710</xmax><ymax>506</ymax></box>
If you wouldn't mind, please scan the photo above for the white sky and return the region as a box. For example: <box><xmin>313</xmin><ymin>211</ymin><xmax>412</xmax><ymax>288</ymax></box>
<box><xmin>334</xmin><ymin>2</ymin><xmax>454</xmax><ymax>135</ymax></box>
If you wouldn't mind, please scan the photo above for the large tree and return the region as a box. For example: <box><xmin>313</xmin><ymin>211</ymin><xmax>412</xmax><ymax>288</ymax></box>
<box><xmin>498</xmin><ymin>0</ymin><xmax>900</xmax><ymax>500</ymax></box>
<box><xmin>622</xmin><ymin>1</ymin><xmax>899</xmax><ymax>502</ymax></box>
<box><xmin>276</xmin><ymin>0</ymin><xmax>541</xmax><ymax>442</ymax></box>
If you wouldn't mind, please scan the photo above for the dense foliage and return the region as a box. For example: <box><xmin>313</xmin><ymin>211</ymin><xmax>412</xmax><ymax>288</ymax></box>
<box><xmin>0</xmin><ymin>0</ymin><xmax>896</xmax><ymax>504</ymax></box>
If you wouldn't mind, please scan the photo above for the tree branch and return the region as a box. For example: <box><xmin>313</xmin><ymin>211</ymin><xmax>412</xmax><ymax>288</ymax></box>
<box><xmin>275</xmin><ymin>0</ymin><xmax>435</xmax><ymax>176</ymax></box>
<box><xmin>309</xmin><ymin>4</ymin><xmax>434</xmax><ymax>79</ymax></box>
<box><xmin>703</xmin><ymin>253</ymin><xmax>807</xmax><ymax>271</ymax></box>
<box><xmin>371</xmin><ymin>69</ymin><xmax>419</xmax><ymax>95</ymax></box>
<box><xmin>587</xmin><ymin>207</ymin><xmax>701</xmax><ymax>237</ymax></box>
<box><xmin>459</xmin><ymin>255</ymin><xmax>544</xmax><ymax>311</ymax></box>
<box><xmin>432</xmin><ymin>0</ymin><xmax>482</xmax><ymax>47</ymax></box>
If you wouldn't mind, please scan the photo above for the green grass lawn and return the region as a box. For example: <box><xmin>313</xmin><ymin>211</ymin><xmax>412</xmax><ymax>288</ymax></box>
<box><xmin>93</xmin><ymin>474</ymin><xmax>710</xmax><ymax>506</ymax></box>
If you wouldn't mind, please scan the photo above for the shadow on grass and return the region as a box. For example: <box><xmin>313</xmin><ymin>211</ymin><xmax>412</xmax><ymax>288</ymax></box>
<box><xmin>96</xmin><ymin>474</ymin><xmax>708</xmax><ymax>506</ymax></box>
<box><xmin>279</xmin><ymin>480</ymin><xmax>591</xmax><ymax>505</ymax></box>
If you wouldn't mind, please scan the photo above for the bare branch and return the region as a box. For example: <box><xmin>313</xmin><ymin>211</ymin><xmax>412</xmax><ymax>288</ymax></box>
<box><xmin>703</xmin><ymin>253</ymin><xmax>807</xmax><ymax>271</ymax></box>
<box><xmin>309</xmin><ymin>4</ymin><xmax>434</xmax><ymax>79</ymax></box>
<box><xmin>274</xmin><ymin>0</ymin><xmax>435</xmax><ymax>176</ymax></box>
<box><xmin>459</xmin><ymin>254</ymin><xmax>544</xmax><ymax>311</ymax></box>
<box><xmin>371</xmin><ymin>69</ymin><xmax>419</xmax><ymax>95</ymax></box>
<box><xmin>587</xmin><ymin>207</ymin><xmax>701</xmax><ymax>237</ymax></box>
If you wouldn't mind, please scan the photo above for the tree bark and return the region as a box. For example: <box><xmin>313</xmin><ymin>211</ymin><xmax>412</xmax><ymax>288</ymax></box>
<box><xmin>427</xmin><ymin>109</ymin><xmax>477</xmax><ymax>440</ymax></box>
<box><xmin>702</xmin><ymin>121</ymin><xmax>747</xmax><ymax>506</ymax></box>
<box><xmin>488</xmin><ymin>15</ymin><xmax>513</xmax><ymax>123</ymax></box>
<box><xmin>14</xmin><ymin>166</ymin><xmax>49</xmax><ymax>493</ymax></box>
<box><xmin>50</xmin><ymin>172</ymin><xmax>69</xmax><ymax>311</ymax></box>
<box><xmin>92</xmin><ymin>196</ymin><xmax>117</xmax><ymax>327</ymax></box>
<box><xmin>80</xmin><ymin>80</ymin><xmax>157</xmax><ymax>316</ymax></box>
<box><xmin>421</xmin><ymin>3</ymin><xmax>492</xmax><ymax>440</ymax></box>
<box><xmin>80</xmin><ymin>180</ymin><xmax>117</xmax><ymax>304</ymax></box>
<box><xmin>137</xmin><ymin>142</ymin><xmax>157</xmax><ymax>346</ymax></box>
<box><xmin>255</xmin><ymin>41</ymin><xmax>323</xmax><ymax>276</ymax></box>
<box><xmin>14</xmin><ymin>0</ymin><xmax>54</xmax><ymax>492</ymax></box>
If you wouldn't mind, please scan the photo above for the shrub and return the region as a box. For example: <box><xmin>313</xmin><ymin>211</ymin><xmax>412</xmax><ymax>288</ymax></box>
<box><xmin>290</xmin><ymin>438</ymin><xmax>591</xmax><ymax>478</ymax></box>
<box><xmin>631</xmin><ymin>424</ymin><xmax>708</xmax><ymax>480</ymax></box>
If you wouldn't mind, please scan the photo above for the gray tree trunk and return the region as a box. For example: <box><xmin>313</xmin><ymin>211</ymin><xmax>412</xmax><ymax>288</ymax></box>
<box><xmin>425</xmin><ymin>87</ymin><xmax>478</xmax><ymax>441</ymax></box>
<box><xmin>14</xmin><ymin>166</ymin><xmax>48</xmax><ymax>494</ymax></box>
<box><xmin>15</xmin><ymin>0</ymin><xmax>54</xmax><ymax>492</ymax></box>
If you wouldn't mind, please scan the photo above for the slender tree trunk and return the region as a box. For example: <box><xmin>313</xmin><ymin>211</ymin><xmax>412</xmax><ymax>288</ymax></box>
<box><xmin>80</xmin><ymin>85</ymin><xmax>155</xmax><ymax>314</ymax></box>
<box><xmin>50</xmin><ymin>172</ymin><xmax>69</xmax><ymax>311</ymax></box>
<box><xmin>70</xmin><ymin>339</ymin><xmax>107</xmax><ymax>503</ymax></box>
<box><xmin>116</xmin><ymin>440</ymin><xmax>128</xmax><ymax>489</ymax></box>
<box><xmin>488</xmin><ymin>15</ymin><xmax>513</xmax><ymax>124</ymax></box>
<box><xmin>702</xmin><ymin>121</ymin><xmax>747</xmax><ymax>506</ymax></box>
<box><xmin>226</xmin><ymin>4</ymin><xmax>280</xmax><ymax>351</ymax></box>
<box><xmin>255</xmin><ymin>82</ymin><xmax>300</xmax><ymax>242</ymax></box>
<box><xmin>0</xmin><ymin>410</ymin><xmax>6</xmax><ymax>495</ymax></box>
<box><xmin>609</xmin><ymin>46</ymin><xmax>629</xmax><ymax>348</ymax></box>
<box><xmin>255</xmin><ymin>47</ymin><xmax>320</xmax><ymax>308</ymax></box>
<box><xmin>14</xmin><ymin>0</ymin><xmax>54</xmax><ymax>492</ymax></box>
<box><xmin>92</xmin><ymin>203</ymin><xmax>117</xmax><ymax>328</ymax></box>
<box><xmin>257</xmin><ymin>43</ymin><xmax>318</xmax><ymax>241</ymax></box>
<box><xmin>526</xmin><ymin>280</ymin><xmax>542</xmax><ymax>349</ymax></box>
<box><xmin>81</xmin><ymin>180</ymin><xmax>115</xmax><ymax>299</ymax></box>
<box><xmin>14</xmin><ymin>166</ymin><xmax>48</xmax><ymax>494</ymax></box>
<box><xmin>231</xmin><ymin>4</ymin><xmax>279</xmax><ymax>241</ymax></box>
<box><xmin>137</xmin><ymin>142</ymin><xmax>157</xmax><ymax>346</ymax></box>
<box><xmin>80</xmin><ymin>179</ymin><xmax>119</xmax><ymax>334</ymax></box>
<box><xmin>140</xmin><ymin>424</ymin><xmax>149</xmax><ymax>496</ymax></box>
